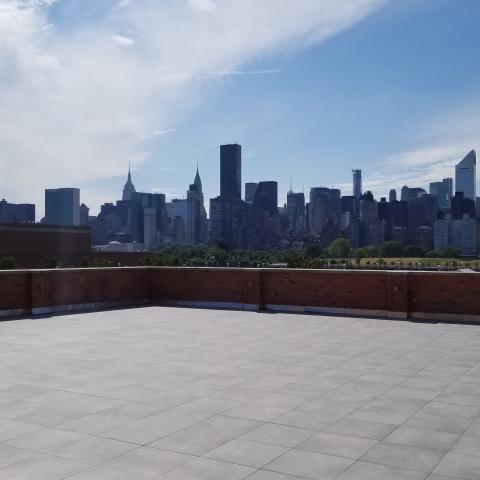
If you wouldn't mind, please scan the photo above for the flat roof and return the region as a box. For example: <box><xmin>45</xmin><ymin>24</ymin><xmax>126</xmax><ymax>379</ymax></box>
<box><xmin>0</xmin><ymin>307</ymin><xmax>479</xmax><ymax>479</ymax></box>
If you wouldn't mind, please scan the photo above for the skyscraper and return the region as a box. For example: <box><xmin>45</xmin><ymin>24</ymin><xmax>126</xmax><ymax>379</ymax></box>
<box><xmin>45</xmin><ymin>188</ymin><xmax>80</xmax><ymax>226</ymax></box>
<box><xmin>220</xmin><ymin>144</ymin><xmax>241</xmax><ymax>199</ymax></box>
<box><xmin>187</xmin><ymin>167</ymin><xmax>208</xmax><ymax>244</ymax></box>
<box><xmin>245</xmin><ymin>183</ymin><xmax>258</xmax><ymax>203</ymax></box>
<box><xmin>309</xmin><ymin>187</ymin><xmax>341</xmax><ymax>236</ymax></box>
<box><xmin>253</xmin><ymin>181</ymin><xmax>278</xmax><ymax>216</ymax></box>
<box><xmin>389</xmin><ymin>189</ymin><xmax>397</xmax><ymax>202</ymax></box>
<box><xmin>352</xmin><ymin>169</ymin><xmax>362</xmax><ymax>199</ymax></box>
<box><xmin>429</xmin><ymin>178</ymin><xmax>453</xmax><ymax>209</ymax></box>
<box><xmin>455</xmin><ymin>150</ymin><xmax>476</xmax><ymax>200</ymax></box>
<box><xmin>122</xmin><ymin>165</ymin><xmax>136</xmax><ymax>201</ymax></box>
<box><xmin>287</xmin><ymin>191</ymin><xmax>306</xmax><ymax>235</ymax></box>
<box><xmin>79</xmin><ymin>203</ymin><xmax>90</xmax><ymax>227</ymax></box>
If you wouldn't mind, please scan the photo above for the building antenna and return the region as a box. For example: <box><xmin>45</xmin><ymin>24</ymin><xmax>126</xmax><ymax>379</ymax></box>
<box><xmin>289</xmin><ymin>177</ymin><xmax>293</xmax><ymax>193</ymax></box>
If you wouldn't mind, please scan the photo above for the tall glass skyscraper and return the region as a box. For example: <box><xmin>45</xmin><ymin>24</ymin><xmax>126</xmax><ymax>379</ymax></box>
<box><xmin>455</xmin><ymin>150</ymin><xmax>476</xmax><ymax>200</ymax></box>
<box><xmin>220</xmin><ymin>144</ymin><xmax>241</xmax><ymax>199</ymax></box>
<box><xmin>429</xmin><ymin>178</ymin><xmax>453</xmax><ymax>209</ymax></box>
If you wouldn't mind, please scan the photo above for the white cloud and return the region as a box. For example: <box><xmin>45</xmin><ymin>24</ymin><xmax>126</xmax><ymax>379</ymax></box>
<box><xmin>189</xmin><ymin>0</ymin><xmax>217</xmax><ymax>13</ymax></box>
<box><xmin>208</xmin><ymin>68</ymin><xmax>283</xmax><ymax>77</ymax></box>
<box><xmin>0</xmin><ymin>0</ymin><xmax>386</xmax><ymax>215</ymax></box>
<box><xmin>111</xmin><ymin>34</ymin><xmax>136</xmax><ymax>46</ymax></box>
<box><xmin>360</xmin><ymin>105</ymin><xmax>480</xmax><ymax>197</ymax></box>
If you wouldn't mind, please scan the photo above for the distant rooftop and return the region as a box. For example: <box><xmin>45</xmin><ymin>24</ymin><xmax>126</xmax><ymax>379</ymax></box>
<box><xmin>0</xmin><ymin>306</ymin><xmax>479</xmax><ymax>479</ymax></box>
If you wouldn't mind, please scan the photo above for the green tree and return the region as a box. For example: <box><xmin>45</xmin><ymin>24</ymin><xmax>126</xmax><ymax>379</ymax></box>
<box><xmin>379</xmin><ymin>241</ymin><xmax>403</xmax><ymax>258</ymax></box>
<box><xmin>305</xmin><ymin>244</ymin><xmax>322</xmax><ymax>258</ymax></box>
<box><xmin>38</xmin><ymin>256</ymin><xmax>59</xmax><ymax>269</ymax></box>
<box><xmin>441</xmin><ymin>246</ymin><xmax>461</xmax><ymax>258</ymax></box>
<box><xmin>285</xmin><ymin>251</ymin><xmax>305</xmax><ymax>268</ymax></box>
<box><xmin>402</xmin><ymin>245</ymin><xmax>425</xmax><ymax>258</ymax></box>
<box><xmin>352</xmin><ymin>247</ymin><xmax>368</xmax><ymax>261</ymax></box>
<box><xmin>0</xmin><ymin>256</ymin><xmax>19</xmax><ymax>270</ymax></box>
<box><xmin>324</xmin><ymin>238</ymin><xmax>351</xmax><ymax>258</ymax></box>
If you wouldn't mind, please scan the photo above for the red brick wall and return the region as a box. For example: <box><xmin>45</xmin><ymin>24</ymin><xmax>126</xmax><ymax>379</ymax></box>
<box><xmin>261</xmin><ymin>270</ymin><xmax>394</xmax><ymax>311</ymax></box>
<box><xmin>1</xmin><ymin>267</ymin><xmax>480</xmax><ymax>321</ymax></box>
<box><xmin>408</xmin><ymin>273</ymin><xmax>480</xmax><ymax>317</ymax></box>
<box><xmin>149</xmin><ymin>268</ymin><xmax>248</xmax><ymax>305</ymax></box>
<box><xmin>31</xmin><ymin>268</ymin><xmax>150</xmax><ymax>310</ymax></box>
<box><xmin>0</xmin><ymin>271</ymin><xmax>31</xmax><ymax>312</ymax></box>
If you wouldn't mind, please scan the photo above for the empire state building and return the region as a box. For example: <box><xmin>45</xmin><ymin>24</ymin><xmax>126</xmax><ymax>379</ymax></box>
<box><xmin>122</xmin><ymin>165</ymin><xmax>136</xmax><ymax>201</ymax></box>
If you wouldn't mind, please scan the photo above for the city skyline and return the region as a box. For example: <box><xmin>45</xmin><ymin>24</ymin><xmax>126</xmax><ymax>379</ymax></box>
<box><xmin>1</xmin><ymin>146</ymin><xmax>478</xmax><ymax>219</ymax></box>
<box><xmin>0</xmin><ymin>1</ymin><xmax>479</xmax><ymax>216</ymax></box>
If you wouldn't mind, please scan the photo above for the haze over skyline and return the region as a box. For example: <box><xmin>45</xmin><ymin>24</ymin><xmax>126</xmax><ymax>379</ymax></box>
<box><xmin>1</xmin><ymin>0</ymin><xmax>479</xmax><ymax>215</ymax></box>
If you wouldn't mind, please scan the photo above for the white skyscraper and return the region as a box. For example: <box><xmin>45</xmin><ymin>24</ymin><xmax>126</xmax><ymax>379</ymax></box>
<box><xmin>352</xmin><ymin>169</ymin><xmax>362</xmax><ymax>199</ymax></box>
<box><xmin>455</xmin><ymin>150</ymin><xmax>476</xmax><ymax>200</ymax></box>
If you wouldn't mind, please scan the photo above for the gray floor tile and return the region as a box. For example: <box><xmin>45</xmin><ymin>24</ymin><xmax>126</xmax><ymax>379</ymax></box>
<box><xmin>404</xmin><ymin>412</ymin><xmax>472</xmax><ymax>435</ymax></box>
<box><xmin>0</xmin><ymin>418</ymin><xmax>43</xmax><ymax>442</ymax></box>
<box><xmin>246</xmin><ymin>471</ymin><xmax>307</xmax><ymax>479</ymax></box>
<box><xmin>66</xmin><ymin>464</ymin><xmax>145</xmax><ymax>479</ymax></box>
<box><xmin>0</xmin><ymin>454</ymin><xmax>89</xmax><ymax>480</ymax></box>
<box><xmin>433</xmin><ymin>452</ymin><xmax>480</xmax><ymax>480</ymax></box>
<box><xmin>102</xmin><ymin>446</ymin><xmax>194</xmax><ymax>478</ymax></box>
<box><xmin>5</xmin><ymin>427</ymin><xmax>88</xmax><ymax>453</ymax></box>
<box><xmin>240</xmin><ymin>422</ymin><xmax>316</xmax><ymax>448</ymax></box>
<box><xmin>451</xmin><ymin>434</ymin><xmax>480</xmax><ymax>457</ymax></box>
<box><xmin>101</xmin><ymin>408</ymin><xmax>210</xmax><ymax>445</ymax></box>
<box><xmin>0</xmin><ymin>444</ymin><xmax>39</xmax><ymax>468</ymax></box>
<box><xmin>265</xmin><ymin>448</ymin><xmax>354</xmax><ymax>479</ymax></box>
<box><xmin>204</xmin><ymin>439</ymin><xmax>288</xmax><ymax>468</ymax></box>
<box><xmin>149</xmin><ymin>415</ymin><xmax>259</xmax><ymax>455</ymax></box>
<box><xmin>161</xmin><ymin>457</ymin><xmax>255</xmax><ymax>479</ymax></box>
<box><xmin>385</xmin><ymin>426</ymin><xmax>460</xmax><ymax>451</ymax></box>
<box><xmin>325</xmin><ymin>416</ymin><xmax>399</xmax><ymax>440</ymax></box>
<box><xmin>51</xmin><ymin>435</ymin><xmax>137</xmax><ymax>465</ymax></box>
<box><xmin>298</xmin><ymin>431</ymin><xmax>377</xmax><ymax>459</ymax></box>
<box><xmin>363</xmin><ymin>442</ymin><xmax>445</xmax><ymax>473</ymax></box>
<box><xmin>336</xmin><ymin>460</ymin><xmax>427</xmax><ymax>479</ymax></box>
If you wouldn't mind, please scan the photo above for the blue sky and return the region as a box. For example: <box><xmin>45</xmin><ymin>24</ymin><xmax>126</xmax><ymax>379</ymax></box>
<box><xmin>1</xmin><ymin>0</ymin><xmax>479</xmax><ymax>215</ymax></box>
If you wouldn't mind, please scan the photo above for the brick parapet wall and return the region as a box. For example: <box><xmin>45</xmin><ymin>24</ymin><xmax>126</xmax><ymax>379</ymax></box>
<box><xmin>0</xmin><ymin>267</ymin><xmax>479</xmax><ymax>322</ymax></box>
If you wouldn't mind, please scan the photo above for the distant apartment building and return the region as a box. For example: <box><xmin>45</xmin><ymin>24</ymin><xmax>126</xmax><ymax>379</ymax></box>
<box><xmin>434</xmin><ymin>214</ymin><xmax>478</xmax><ymax>256</ymax></box>
<box><xmin>0</xmin><ymin>199</ymin><xmax>35</xmax><ymax>223</ymax></box>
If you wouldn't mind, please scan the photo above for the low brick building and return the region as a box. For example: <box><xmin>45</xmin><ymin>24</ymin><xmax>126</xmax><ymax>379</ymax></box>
<box><xmin>0</xmin><ymin>223</ymin><xmax>91</xmax><ymax>268</ymax></box>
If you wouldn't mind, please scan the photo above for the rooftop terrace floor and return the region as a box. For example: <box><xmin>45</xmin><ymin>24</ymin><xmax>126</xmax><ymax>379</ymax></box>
<box><xmin>0</xmin><ymin>308</ymin><xmax>480</xmax><ymax>479</ymax></box>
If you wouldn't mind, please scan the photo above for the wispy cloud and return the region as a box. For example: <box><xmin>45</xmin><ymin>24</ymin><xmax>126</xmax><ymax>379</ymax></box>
<box><xmin>208</xmin><ymin>69</ymin><xmax>283</xmax><ymax>77</ymax></box>
<box><xmin>0</xmin><ymin>0</ymin><xmax>387</xmax><ymax>213</ymax></box>
<box><xmin>360</xmin><ymin>104</ymin><xmax>480</xmax><ymax>197</ymax></box>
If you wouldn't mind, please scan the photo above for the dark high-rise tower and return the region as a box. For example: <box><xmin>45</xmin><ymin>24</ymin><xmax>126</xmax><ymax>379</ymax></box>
<box><xmin>220</xmin><ymin>144</ymin><xmax>241</xmax><ymax>199</ymax></box>
<box><xmin>253</xmin><ymin>181</ymin><xmax>278</xmax><ymax>215</ymax></box>
<box><xmin>352</xmin><ymin>169</ymin><xmax>362</xmax><ymax>199</ymax></box>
